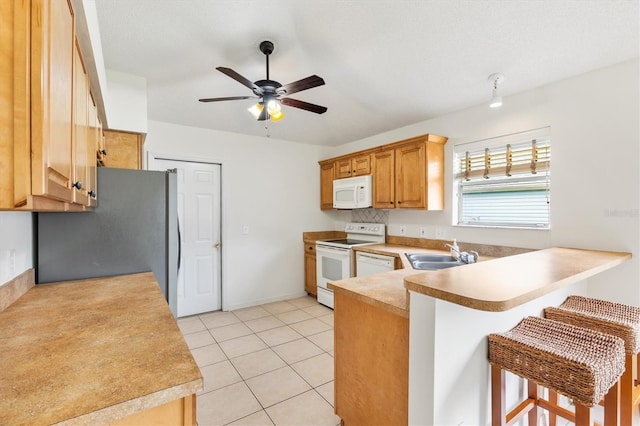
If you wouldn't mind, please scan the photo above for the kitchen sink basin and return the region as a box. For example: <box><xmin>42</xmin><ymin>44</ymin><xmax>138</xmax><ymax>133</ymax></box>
<box><xmin>410</xmin><ymin>260</ymin><xmax>463</xmax><ymax>270</ymax></box>
<box><xmin>405</xmin><ymin>253</ymin><xmax>465</xmax><ymax>270</ymax></box>
<box><xmin>406</xmin><ymin>253</ymin><xmax>459</xmax><ymax>263</ymax></box>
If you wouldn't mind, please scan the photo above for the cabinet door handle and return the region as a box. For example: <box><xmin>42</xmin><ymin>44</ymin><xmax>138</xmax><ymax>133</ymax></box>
<box><xmin>72</xmin><ymin>181</ymin><xmax>83</xmax><ymax>190</ymax></box>
<box><xmin>100</xmin><ymin>149</ymin><xmax>107</xmax><ymax>156</ymax></box>
<box><xmin>389</xmin><ymin>201</ymin><xmax>394</xmax><ymax>204</ymax></box>
<box><xmin>88</xmin><ymin>190</ymin><xmax>96</xmax><ymax>198</ymax></box>
<box><xmin>397</xmin><ymin>201</ymin><xmax>402</xmax><ymax>204</ymax></box>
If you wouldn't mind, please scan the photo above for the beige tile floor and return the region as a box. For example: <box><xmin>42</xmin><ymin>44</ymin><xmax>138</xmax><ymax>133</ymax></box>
<box><xmin>180</xmin><ymin>296</ymin><xmax>640</xmax><ymax>425</ymax></box>
<box><xmin>178</xmin><ymin>296</ymin><xmax>340</xmax><ymax>426</ymax></box>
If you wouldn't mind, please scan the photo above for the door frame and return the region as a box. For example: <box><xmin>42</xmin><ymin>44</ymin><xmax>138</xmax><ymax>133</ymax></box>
<box><xmin>146</xmin><ymin>151</ymin><xmax>227</xmax><ymax>312</ymax></box>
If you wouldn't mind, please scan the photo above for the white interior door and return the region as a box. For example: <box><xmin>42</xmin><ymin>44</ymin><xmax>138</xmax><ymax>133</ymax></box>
<box><xmin>150</xmin><ymin>158</ymin><xmax>222</xmax><ymax>317</ymax></box>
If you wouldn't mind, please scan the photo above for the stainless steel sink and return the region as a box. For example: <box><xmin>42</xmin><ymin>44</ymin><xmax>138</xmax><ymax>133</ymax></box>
<box><xmin>405</xmin><ymin>253</ymin><xmax>465</xmax><ymax>270</ymax></box>
<box><xmin>406</xmin><ymin>254</ymin><xmax>459</xmax><ymax>263</ymax></box>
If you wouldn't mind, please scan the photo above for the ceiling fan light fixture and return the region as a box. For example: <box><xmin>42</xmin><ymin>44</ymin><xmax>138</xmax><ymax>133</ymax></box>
<box><xmin>248</xmin><ymin>102</ymin><xmax>264</xmax><ymax>119</ymax></box>
<box><xmin>266</xmin><ymin>99</ymin><xmax>281</xmax><ymax>115</ymax></box>
<box><xmin>487</xmin><ymin>73</ymin><xmax>505</xmax><ymax>108</ymax></box>
<box><xmin>270</xmin><ymin>110</ymin><xmax>284</xmax><ymax>122</ymax></box>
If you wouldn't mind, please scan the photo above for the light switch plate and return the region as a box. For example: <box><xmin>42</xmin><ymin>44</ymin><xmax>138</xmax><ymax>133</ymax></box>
<box><xmin>399</xmin><ymin>225</ymin><xmax>407</xmax><ymax>236</ymax></box>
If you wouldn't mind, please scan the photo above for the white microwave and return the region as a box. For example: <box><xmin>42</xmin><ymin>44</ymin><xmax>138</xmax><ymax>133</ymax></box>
<box><xmin>333</xmin><ymin>175</ymin><xmax>372</xmax><ymax>209</ymax></box>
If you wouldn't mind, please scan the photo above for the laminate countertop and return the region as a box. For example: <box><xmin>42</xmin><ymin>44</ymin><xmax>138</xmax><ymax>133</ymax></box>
<box><xmin>0</xmin><ymin>272</ymin><xmax>203</xmax><ymax>425</ymax></box>
<box><xmin>328</xmin><ymin>245</ymin><xmax>631</xmax><ymax>315</ymax></box>
<box><xmin>328</xmin><ymin>245</ymin><xmax>461</xmax><ymax>318</ymax></box>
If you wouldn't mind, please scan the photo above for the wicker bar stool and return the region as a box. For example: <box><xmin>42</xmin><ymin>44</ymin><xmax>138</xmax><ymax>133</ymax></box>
<box><xmin>488</xmin><ymin>316</ymin><xmax>625</xmax><ymax>426</ymax></box>
<box><xmin>546</xmin><ymin>295</ymin><xmax>640</xmax><ymax>426</ymax></box>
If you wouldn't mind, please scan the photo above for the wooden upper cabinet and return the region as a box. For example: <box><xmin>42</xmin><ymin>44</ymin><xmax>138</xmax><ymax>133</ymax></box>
<box><xmin>72</xmin><ymin>40</ymin><xmax>89</xmax><ymax>206</ymax></box>
<box><xmin>86</xmin><ymin>91</ymin><xmax>99</xmax><ymax>207</ymax></box>
<box><xmin>319</xmin><ymin>133</ymin><xmax>447</xmax><ymax>211</ymax></box>
<box><xmin>352</xmin><ymin>154</ymin><xmax>371</xmax><ymax>176</ymax></box>
<box><xmin>394</xmin><ymin>137</ymin><xmax>446</xmax><ymax>210</ymax></box>
<box><xmin>103</xmin><ymin>130</ymin><xmax>144</xmax><ymax>170</ymax></box>
<box><xmin>372</xmin><ymin>149</ymin><xmax>395</xmax><ymax>209</ymax></box>
<box><xmin>0</xmin><ymin>0</ymin><xmax>102</xmax><ymax>211</ymax></box>
<box><xmin>395</xmin><ymin>141</ymin><xmax>426</xmax><ymax>208</ymax></box>
<box><xmin>29</xmin><ymin>0</ymin><xmax>75</xmax><ymax>204</ymax></box>
<box><xmin>335</xmin><ymin>154</ymin><xmax>371</xmax><ymax>179</ymax></box>
<box><xmin>335</xmin><ymin>158</ymin><xmax>352</xmax><ymax>179</ymax></box>
<box><xmin>319</xmin><ymin>160</ymin><xmax>335</xmax><ymax>210</ymax></box>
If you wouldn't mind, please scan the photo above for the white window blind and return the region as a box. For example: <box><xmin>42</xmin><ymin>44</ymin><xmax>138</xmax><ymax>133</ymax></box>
<box><xmin>454</xmin><ymin>128</ymin><xmax>550</xmax><ymax>228</ymax></box>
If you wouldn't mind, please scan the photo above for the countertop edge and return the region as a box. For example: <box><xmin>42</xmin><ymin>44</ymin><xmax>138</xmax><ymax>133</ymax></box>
<box><xmin>404</xmin><ymin>248</ymin><xmax>632</xmax><ymax>311</ymax></box>
<box><xmin>329</xmin><ymin>283</ymin><xmax>409</xmax><ymax>318</ymax></box>
<box><xmin>58</xmin><ymin>378</ymin><xmax>204</xmax><ymax>426</ymax></box>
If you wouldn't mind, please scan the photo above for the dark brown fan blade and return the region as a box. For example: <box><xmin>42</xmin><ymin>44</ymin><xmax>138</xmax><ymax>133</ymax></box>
<box><xmin>281</xmin><ymin>97</ymin><xmax>327</xmax><ymax>114</ymax></box>
<box><xmin>216</xmin><ymin>67</ymin><xmax>263</xmax><ymax>95</ymax></box>
<box><xmin>278</xmin><ymin>75</ymin><xmax>325</xmax><ymax>96</ymax></box>
<box><xmin>199</xmin><ymin>96</ymin><xmax>258</xmax><ymax>102</ymax></box>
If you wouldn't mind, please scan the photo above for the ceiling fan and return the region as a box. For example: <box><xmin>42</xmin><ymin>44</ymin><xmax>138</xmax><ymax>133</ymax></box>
<box><xmin>199</xmin><ymin>40</ymin><xmax>327</xmax><ymax>122</ymax></box>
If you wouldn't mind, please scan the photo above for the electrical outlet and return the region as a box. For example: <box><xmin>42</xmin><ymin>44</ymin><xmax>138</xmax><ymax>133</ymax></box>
<box><xmin>435</xmin><ymin>227</ymin><xmax>446</xmax><ymax>238</ymax></box>
<box><xmin>419</xmin><ymin>227</ymin><xmax>428</xmax><ymax>238</ymax></box>
<box><xmin>399</xmin><ymin>225</ymin><xmax>407</xmax><ymax>236</ymax></box>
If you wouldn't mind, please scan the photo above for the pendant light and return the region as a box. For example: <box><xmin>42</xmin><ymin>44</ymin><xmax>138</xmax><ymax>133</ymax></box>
<box><xmin>488</xmin><ymin>73</ymin><xmax>505</xmax><ymax>108</ymax></box>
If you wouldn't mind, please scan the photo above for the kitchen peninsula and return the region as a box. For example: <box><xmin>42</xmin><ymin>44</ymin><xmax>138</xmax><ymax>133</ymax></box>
<box><xmin>0</xmin><ymin>272</ymin><xmax>202</xmax><ymax>425</ymax></box>
<box><xmin>328</xmin><ymin>246</ymin><xmax>631</xmax><ymax>425</ymax></box>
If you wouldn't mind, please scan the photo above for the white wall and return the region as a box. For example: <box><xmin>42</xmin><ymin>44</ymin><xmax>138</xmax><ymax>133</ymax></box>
<box><xmin>105</xmin><ymin>69</ymin><xmax>148</xmax><ymax>133</ymax></box>
<box><xmin>337</xmin><ymin>59</ymin><xmax>640</xmax><ymax>305</ymax></box>
<box><xmin>144</xmin><ymin>121</ymin><xmax>340</xmax><ymax>310</ymax></box>
<box><xmin>0</xmin><ymin>212</ymin><xmax>33</xmax><ymax>285</ymax></box>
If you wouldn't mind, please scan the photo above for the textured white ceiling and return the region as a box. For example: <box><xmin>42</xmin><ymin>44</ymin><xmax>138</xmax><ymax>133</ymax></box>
<box><xmin>94</xmin><ymin>0</ymin><xmax>639</xmax><ymax>146</ymax></box>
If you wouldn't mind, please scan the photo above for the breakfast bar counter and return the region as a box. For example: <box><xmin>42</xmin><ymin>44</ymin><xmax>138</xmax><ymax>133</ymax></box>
<box><xmin>328</xmin><ymin>244</ymin><xmax>631</xmax><ymax>425</ymax></box>
<box><xmin>0</xmin><ymin>272</ymin><xmax>203</xmax><ymax>425</ymax></box>
<box><xmin>405</xmin><ymin>247</ymin><xmax>631</xmax><ymax>311</ymax></box>
<box><xmin>329</xmin><ymin>245</ymin><xmax>630</xmax><ymax>315</ymax></box>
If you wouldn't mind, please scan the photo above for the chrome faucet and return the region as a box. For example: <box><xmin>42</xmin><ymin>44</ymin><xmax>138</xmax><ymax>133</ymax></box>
<box><xmin>444</xmin><ymin>243</ymin><xmax>479</xmax><ymax>264</ymax></box>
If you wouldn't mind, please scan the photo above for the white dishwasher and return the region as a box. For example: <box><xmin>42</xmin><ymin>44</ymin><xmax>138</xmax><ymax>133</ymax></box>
<box><xmin>355</xmin><ymin>252</ymin><xmax>395</xmax><ymax>277</ymax></box>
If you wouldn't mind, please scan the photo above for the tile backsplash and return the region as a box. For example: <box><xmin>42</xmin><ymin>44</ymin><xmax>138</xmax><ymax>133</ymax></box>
<box><xmin>351</xmin><ymin>208</ymin><xmax>389</xmax><ymax>225</ymax></box>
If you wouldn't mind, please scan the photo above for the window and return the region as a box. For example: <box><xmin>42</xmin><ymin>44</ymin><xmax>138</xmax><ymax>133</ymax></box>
<box><xmin>454</xmin><ymin>128</ymin><xmax>550</xmax><ymax>229</ymax></box>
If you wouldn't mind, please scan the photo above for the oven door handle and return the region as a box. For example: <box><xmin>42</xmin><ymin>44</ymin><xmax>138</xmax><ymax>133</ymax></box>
<box><xmin>316</xmin><ymin>245</ymin><xmax>351</xmax><ymax>255</ymax></box>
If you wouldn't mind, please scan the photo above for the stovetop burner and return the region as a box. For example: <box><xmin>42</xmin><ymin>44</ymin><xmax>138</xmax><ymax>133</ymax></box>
<box><xmin>324</xmin><ymin>239</ymin><xmax>371</xmax><ymax>245</ymax></box>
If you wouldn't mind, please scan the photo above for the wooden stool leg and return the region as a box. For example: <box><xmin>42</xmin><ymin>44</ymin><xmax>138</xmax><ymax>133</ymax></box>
<box><xmin>491</xmin><ymin>365</ymin><xmax>506</xmax><ymax>426</ymax></box>
<box><xmin>547</xmin><ymin>390</ymin><xmax>558</xmax><ymax>426</ymax></box>
<box><xmin>527</xmin><ymin>380</ymin><xmax>540</xmax><ymax>426</ymax></box>
<box><xmin>603</xmin><ymin>379</ymin><xmax>619</xmax><ymax>426</ymax></box>
<box><xmin>574</xmin><ymin>403</ymin><xmax>591</xmax><ymax>426</ymax></box>
<box><xmin>636</xmin><ymin>353</ymin><xmax>640</xmax><ymax>416</ymax></box>
<box><xmin>620</xmin><ymin>354</ymin><xmax>633</xmax><ymax>426</ymax></box>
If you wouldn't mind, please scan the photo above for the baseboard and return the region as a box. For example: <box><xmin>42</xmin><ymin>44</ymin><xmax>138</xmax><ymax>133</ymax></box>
<box><xmin>225</xmin><ymin>290</ymin><xmax>310</xmax><ymax>312</ymax></box>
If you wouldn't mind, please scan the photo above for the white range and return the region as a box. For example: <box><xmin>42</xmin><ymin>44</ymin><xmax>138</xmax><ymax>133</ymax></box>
<box><xmin>315</xmin><ymin>222</ymin><xmax>386</xmax><ymax>308</ymax></box>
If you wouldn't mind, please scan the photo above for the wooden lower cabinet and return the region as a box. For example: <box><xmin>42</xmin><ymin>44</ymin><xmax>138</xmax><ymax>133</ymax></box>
<box><xmin>304</xmin><ymin>243</ymin><xmax>317</xmax><ymax>296</ymax></box>
<box><xmin>334</xmin><ymin>292</ymin><xmax>408</xmax><ymax>425</ymax></box>
<box><xmin>110</xmin><ymin>394</ymin><xmax>196</xmax><ymax>426</ymax></box>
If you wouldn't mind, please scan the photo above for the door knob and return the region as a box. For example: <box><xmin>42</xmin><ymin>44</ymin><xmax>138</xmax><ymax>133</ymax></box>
<box><xmin>214</xmin><ymin>242</ymin><xmax>221</xmax><ymax>248</ymax></box>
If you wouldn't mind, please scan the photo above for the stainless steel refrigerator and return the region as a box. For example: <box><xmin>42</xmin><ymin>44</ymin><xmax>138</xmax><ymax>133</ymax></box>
<box><xmin>37</xmin><ymin>167</ymin><xmax>179</xmax><ymax>317</ymax></box>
